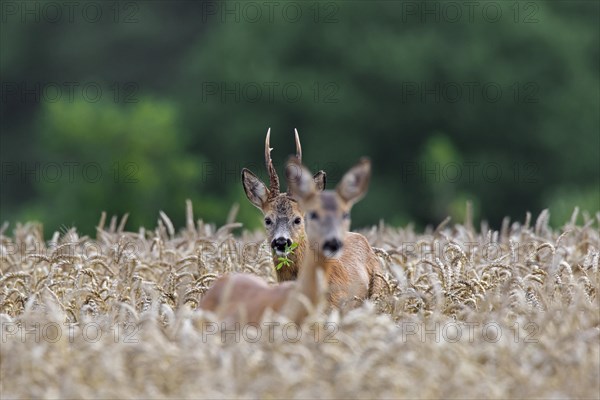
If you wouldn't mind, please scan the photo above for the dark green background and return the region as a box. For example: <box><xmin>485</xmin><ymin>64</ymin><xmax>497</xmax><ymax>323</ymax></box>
<box><xmin>1</xmin><ymin>0</ymin><xmax>598</xmax><ymax>237</ymax></box>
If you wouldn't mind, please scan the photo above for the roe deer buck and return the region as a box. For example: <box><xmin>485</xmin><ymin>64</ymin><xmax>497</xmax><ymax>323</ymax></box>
<box><xmin>200</xmin><ymin>157</ymin><xmax>378</xmax><ymax>324</ymax></box>
<box><xmin>241</xmin><ymin>128</ymin><xmax>326</xmax><ymax>282</ymax></box>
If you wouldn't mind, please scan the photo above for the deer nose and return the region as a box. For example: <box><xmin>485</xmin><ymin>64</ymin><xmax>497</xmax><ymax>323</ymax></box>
<box><xmin>322</xmin><ymin>239</ymin><xmax>343</xmax><ymax>254</ymax></box>
<box><xmin>271</xmin><ymin>237</ymin><xmax>292</xmax><ymax>251</ymax></box>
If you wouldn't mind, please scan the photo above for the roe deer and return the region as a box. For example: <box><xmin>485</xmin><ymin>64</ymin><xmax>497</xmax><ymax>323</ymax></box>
<box><xmin>285</xmin><ymin>157</ymin><xmax>384</xmax><ymax>308</ymax></box>
<box><xmin>200</xmin><ymin>157</ymin><xmax>377</xmax><ymax>324</ymax></box>
<box><xmin>241</xmin><ymin>128</ymin><xmax>326</xmax><ymax>282</ymax></box>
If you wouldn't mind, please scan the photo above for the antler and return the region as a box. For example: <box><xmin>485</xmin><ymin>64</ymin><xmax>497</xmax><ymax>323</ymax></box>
<box><xmin>265</xmin><ymin>128</ymin><xmax>280</xmax><ymax>196</ymax></box>
<box><xmin>294</xmin><ymin>128</ymin><xmax>302</xmax><ymax>163</ymax></box>
<box><xmin>287</xmin><ymin>129</ymin><xmax>307</xmax><ymax>196</ymax></box>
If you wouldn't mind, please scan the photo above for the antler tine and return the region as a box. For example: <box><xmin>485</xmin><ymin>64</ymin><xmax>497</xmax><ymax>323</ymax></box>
<box><xmin>294</xmin><ymin>128</ymin><xmax>302</xmax><ymax>163</ymax></box>
<box><xmin>265</xmin><ymin>128</ymin><xmax>280</xmax><ymax>195</ymax></box>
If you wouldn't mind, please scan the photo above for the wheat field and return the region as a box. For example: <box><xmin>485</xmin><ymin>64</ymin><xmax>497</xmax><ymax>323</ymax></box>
<box><xmin>1</xmin><ymin>203</ymin><xmax>598</xmax><ymax>399</ymax></box>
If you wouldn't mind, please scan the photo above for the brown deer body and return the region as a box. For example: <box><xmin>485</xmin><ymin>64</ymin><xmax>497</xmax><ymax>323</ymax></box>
<box><xmin>201</xmin><ymin>157</ymin><xmax>377</xmax><ymax>323</ymax></box>
<box><xmin>321</xmin><ymin>232</ymin><xmax>382</xmax><ymax>307</ymax></box>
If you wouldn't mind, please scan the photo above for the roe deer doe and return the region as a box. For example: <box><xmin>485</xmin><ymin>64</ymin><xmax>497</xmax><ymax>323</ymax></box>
<box><xmin>201</xmin><ymin>157</ymin><xmax>379</xmax><ymax>324</ymax></box>
<box><xmin>285</xmin><ymin>157</ymin><xmax>384</xmax><ymax>308</ymax></box>
<box><xmin>241</xmin><ymin>128</ymin><xmax>325</xmax><ymax>282</ymax></box>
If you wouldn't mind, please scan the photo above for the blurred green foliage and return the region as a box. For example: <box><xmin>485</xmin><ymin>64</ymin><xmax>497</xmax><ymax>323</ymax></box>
<box><xmin>1</xmin><ymin>0</ymin><xmax>598</xmax><ymax>237</ymax></box>
<box><xmin>27</xmin><ymin>99</ymin><xmax>213</xmax><ymax>232</ymax></box>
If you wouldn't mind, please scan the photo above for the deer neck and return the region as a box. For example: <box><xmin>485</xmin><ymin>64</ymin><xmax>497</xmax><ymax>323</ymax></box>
<box><xmin>272</xmin><ymin>233</ymin><xmax>307</xmax><ymax>282</ymax></box>
<box><xmin>281</xmin><ymin>244</ymin><xmax>325</xmax><ymax>324</ymax></box>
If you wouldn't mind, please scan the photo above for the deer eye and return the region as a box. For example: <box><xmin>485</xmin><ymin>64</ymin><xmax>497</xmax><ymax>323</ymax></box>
<box><xmin>265</xmin><ymin>217</ymin><xmax>272</xmax><ymax>226</ymax></box>
<box><xmin>294</xmin><ymin>217</ymin><xmax>302</xmax><ymax>225</ymax></box>
<box><xmin>308</xmin><ymin>212</ymin><xmax>319</xmax><ymax>220</ymax></box>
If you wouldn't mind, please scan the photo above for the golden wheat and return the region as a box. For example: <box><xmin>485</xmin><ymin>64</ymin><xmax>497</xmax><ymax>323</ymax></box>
<box><xmin>1</xmin><ymin>205</ymin><xmax>598</xmax><ymax>399</ymax></box>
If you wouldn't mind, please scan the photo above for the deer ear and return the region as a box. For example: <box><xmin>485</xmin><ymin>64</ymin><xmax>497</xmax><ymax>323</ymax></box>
<box><xmin>286</xmin><ymin>157</ymin><xmax>317</xmax><ymax>202</ymax></box>
<box><xmin>241</xmin><ymin>168</ymin><xmax>269</xmax><ymax>209</ymax></box>
<box><xmin>336</xmin><ymin>158</ymin><xmax>371</xmax><ymax>206</ymax></box>
<box><xmin>313</xmin><ymin>170</ymin><xmax>326</xmax><ymax>191</ymax></box>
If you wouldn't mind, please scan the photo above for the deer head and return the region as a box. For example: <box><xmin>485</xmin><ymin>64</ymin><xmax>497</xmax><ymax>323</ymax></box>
<box><xmin>241</xmin><ymin>129</ymin><xmax>326</xmax><ymax>257</ymax></box>
<box><xmin>285</xmin><ymin>157</ymin><xmax>371</xmax><ymax>258</ymax></box>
